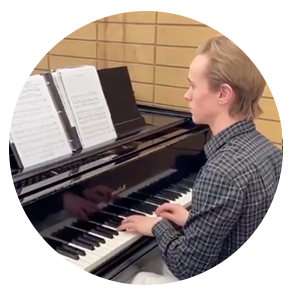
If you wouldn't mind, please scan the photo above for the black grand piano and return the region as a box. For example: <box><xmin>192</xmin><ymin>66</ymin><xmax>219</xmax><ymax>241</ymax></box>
<box><xmin>10</xmin><ymin>66</ymin><xmax>211</xmax><ymax>283</ymax></box>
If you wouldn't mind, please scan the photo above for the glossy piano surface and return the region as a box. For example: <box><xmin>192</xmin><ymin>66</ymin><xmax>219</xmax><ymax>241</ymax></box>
<box><xmin>11</xmin><ymin>105</ymin><xmax>210</xmax><ymax>280</ymax></box>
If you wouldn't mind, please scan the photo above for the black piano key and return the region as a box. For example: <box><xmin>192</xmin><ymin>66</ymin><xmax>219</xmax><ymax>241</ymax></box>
<box><xmin>39</xmin><ymin>256</ymin><xmax>63</xmax><ymax>270</ymax></box>
<box><xmin>165</xmin><ymin>187</ymin><xmax>184</xmax><ymax>195</ymax></box>
<box><xmin>75</xmin><ymin>221</ymin><xmax>119</xmax><ymax>241</ymax></box>
<box><xmin>88</xmin><ymin>212</ymin><xmax>123</xmax><ymax>229</ymax></box>
<box><xmin>129</xmin><ymin>198</ymin><xmax>158</xmax><ymax>212</ymax></box>
<box><xmin>56</xmin><ymin>246</ymin><xmax>80</xmax><ymax>260</ymax></box>
<box><xmin>51</xmin><ymin>230</ymin><xmax>85</xmax><ymax>252</ymax></box>
<box><xmin>69</xmin><ymin>221</ymin><xmax>101</xmax><ymax>243</ymax></box>
<box><xmin>92</xmin><ymin>224</ymin><xmax>118</xmax><ymax>237</ymax></box>
<box><xmin>113</xmin><ymin>198</ymin><xmax>156</xmax><ymax>214</ymax></box>
<box><xmin>71</xmin><ymin>238</ymin><xmax>95</xmax><ymax>250</ymax></box>
<box><xmin>72</xmin><ymin>220</ymin><xmax>118</xmax><ymax>237</ymax></box>
<box><xmin>169</xmin><ymin>184</ymin><xmax>189</xmax><ymax>193</ymax></box>
<box><xmin>9</xmin><ymin>268</ymin><xmax>38</xmax><ymax>285</ymax></box>
<box><xmin>129</xmin><ymin>192</ymin><xmax>168</xmax><ymax>205</ymax></box>
<box><xmin>81</xmin><ymin>224</ymin><xmax>114</xmax><ymax>239</ymax></box>
<box><xmin>78</xmin><ymin>234</ymin><xmax>101</xmax><ymax>246</ymax></box>
<box><xmin>159</xmin><ymin>189</ymin><xmax>181</xmax><ymax>198</ymax></box>
<box><xmin>9</xmin><ymin>260</ymin><xmax>46</xmax><ymax>282</ymax></box>
<box><xmin>47</xmin><ymin>228</ymin><xmax>88</xmax><ymax>254</ymax></box>
<box><xmin>85</xmin><ymin>231</ymin><xmax>106</xmax><ymax>244</ymax></box>
<box><xmin>85</xmin><ymin>229</ymin><xmax>106</xmax><ymax>244</ymax></box>
<box><xmin>103</xmin><ymin>204</ymin><xmax>146</xmax><ymax>217</ymax></box>
<box><xmin>62</xmin><ymin>244</ymin><xmax>86</xmax><ymax>257</ymax></box>
<box><xmin>138</xmin><ymin>186</ymin><xmax>177</xmax><ymax>200</ymax></box>
<box><xmin>52</xmin><ymin>227</ymin><xmax>95</xmax><ymax>250</ymax></box>
<box><xmin>154</xmin><ymin>192</ymin><xmax>177</xmax><ymax>201</ymax></box>
<box><xmin>43</xmin><ymin>237</ymin><xmax>80</xmax><ymax>260</ymax></box>
<box><xmin>30</xmin><ymin>246</ymin><xmax>69</xmax><ymax>266</ymax></box>
<box><xmin>185</xmin><ymin>174</ymin><xmax>197</xmax><ymax>182</ymax></box>
<box><xmin>177</xmin><ymin>180</ymin><xmax>193</xmax><ymax>188</ymax></box>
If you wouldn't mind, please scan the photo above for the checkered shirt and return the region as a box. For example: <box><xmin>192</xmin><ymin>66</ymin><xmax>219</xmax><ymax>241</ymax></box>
<box><xmin>152</xmin><ymin>119</ymin><xmax>283</xmax><ymax>280</ymax></box>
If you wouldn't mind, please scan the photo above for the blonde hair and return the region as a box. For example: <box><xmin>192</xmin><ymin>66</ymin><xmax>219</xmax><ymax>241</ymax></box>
<box><xmin>196</xmin><ymin>35</ymin><xmax>266</xmax><ymax>119</ymax></box>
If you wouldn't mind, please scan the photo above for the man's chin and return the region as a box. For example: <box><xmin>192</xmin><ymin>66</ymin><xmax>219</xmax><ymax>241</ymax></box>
<box><xmin>191</xmin><ymin>115</ymin><xmax>203</xmax><ymax>125</ymax></box>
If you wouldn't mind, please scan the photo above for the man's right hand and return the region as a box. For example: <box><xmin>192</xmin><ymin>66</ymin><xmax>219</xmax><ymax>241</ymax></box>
<box><xmin>155</xmin><ymin>203</ymin><xmax>189</xmax><ymax>227</ymax></box>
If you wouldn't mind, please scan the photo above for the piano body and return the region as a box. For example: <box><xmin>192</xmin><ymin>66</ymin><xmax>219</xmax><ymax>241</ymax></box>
<box><xmin>10</xmin><ymin>66</ymin><xmax>211</xmax><ymax>283</ymax></box>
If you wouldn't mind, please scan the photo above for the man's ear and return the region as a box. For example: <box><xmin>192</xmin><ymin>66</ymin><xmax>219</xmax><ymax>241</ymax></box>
<box><xmin>218</xmin><ymin>84</ymin><xmax>234</xmax><ymax>106</ymax></box>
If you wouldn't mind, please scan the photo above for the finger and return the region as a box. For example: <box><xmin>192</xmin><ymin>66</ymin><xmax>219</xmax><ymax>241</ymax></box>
<box><xmin>125</xmin><ymin>228</ymin><xmax>137</xmax><ymax>233</ymax></box>
<box><xmin>77</xmin><ymin>209</ymin><xmax>88</xmax><ymax>220</ymax></box>
<box><xmin>117</xmin><ymin>221</ymin><xmax>134</xmax><ymax>231</ymax></box>
<box><xmin>121</xmin><ymin>215</ymin><xmax>140</xmax><ymax>224</ymax></box>
<box><xmin>155</xmin><ymin>203</ymin><xmax>174</xmax><ymax>215</ymax></box>
<box><xmin>82</xmin><ymin>202</ymin><xmax>98</xmax><ymax>213</ymax></box>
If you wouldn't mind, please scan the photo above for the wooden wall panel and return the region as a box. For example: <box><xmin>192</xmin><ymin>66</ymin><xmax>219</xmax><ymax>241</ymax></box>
<box><xmin>30</xmin><ymin>12</ymin><xmax>281</xmax><ymax>146</ymax></box>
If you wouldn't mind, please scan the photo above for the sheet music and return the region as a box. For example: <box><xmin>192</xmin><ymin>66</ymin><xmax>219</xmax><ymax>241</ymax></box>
<box><xmin>10</xmin><ymin>74</ymin><xmax>72</xmax><ymax>169</ymax></box>
<box><xmin>56</xmin><ymin>66</ymin><xmax>117</xmax><ymax>149</ymax></box>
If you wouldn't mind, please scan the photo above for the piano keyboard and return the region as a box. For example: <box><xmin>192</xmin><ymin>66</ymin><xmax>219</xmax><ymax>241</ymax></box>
<box><xmin>41</xmin><ymin>169</ymin><xmax>197</xmax><ymax>272</ymax></box>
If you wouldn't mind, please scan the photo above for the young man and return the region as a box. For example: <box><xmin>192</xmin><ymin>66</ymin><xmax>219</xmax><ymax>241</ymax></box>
<box><xmin>117</xmin><ymin>35</ymin><xmax>283</xmax><ymax>284</ymax></box>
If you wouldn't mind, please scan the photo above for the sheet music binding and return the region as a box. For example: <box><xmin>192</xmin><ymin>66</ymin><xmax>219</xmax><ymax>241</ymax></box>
<box><xmin>43</xmin><ymin>72</ymin><xmax>82</xmax><ymax>153</ymax></box>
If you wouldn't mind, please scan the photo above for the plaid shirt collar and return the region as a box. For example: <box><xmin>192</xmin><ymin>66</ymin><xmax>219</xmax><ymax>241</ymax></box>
<box><xmin>204</xmin><ymin>119</ymin><xmax>256</xmax><ymax>159</ymax></box>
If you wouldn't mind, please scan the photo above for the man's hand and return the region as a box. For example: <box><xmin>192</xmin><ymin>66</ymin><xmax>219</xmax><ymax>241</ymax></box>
<box><xmin>117</xmin><ymin>215</ymin><xmax>162</xmax><ymax>236</ymax></box>
<box><xmin>63</xmin><ymin>193</ymin><xmax>97</xmax><ymax>220</ymax></box>
<box><xmin>155</xmin><ymin>203</ymin><xmax>189</xmax><ymax>227</ymax></box>
<box><xmin>83</xmin><ymin>185</ymin><xmax>117</xmax><ymax>204</ymax></box>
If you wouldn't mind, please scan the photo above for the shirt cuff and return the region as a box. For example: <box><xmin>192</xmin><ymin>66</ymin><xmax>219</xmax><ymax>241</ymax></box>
<box><xmin>152</xmin><ymin>219</ymin><xmax>178</xmax><ymax>239</ymax></box>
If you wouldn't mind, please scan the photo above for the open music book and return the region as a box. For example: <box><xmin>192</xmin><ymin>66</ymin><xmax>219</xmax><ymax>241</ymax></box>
<box><xmin>10</xmin><ymin>74</ymin><xmax>72</xmax><ymax>170</ymax></box>
<box><xmin>10</xmin><ymin>65</ymin><xmax>117</xmax><ymax>171</ymax></box>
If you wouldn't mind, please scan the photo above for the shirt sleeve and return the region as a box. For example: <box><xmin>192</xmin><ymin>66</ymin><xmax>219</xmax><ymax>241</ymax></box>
<box><xmin>152</xmin><ymin>169</ymin><xmax>244</xmax><ymax>280</ymax></box>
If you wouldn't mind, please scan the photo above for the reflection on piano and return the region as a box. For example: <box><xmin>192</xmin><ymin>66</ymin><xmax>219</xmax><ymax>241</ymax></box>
<box><xmin>10</xmin><ymin>66</ymin><xmax>211</xmax><ymax>282</ymax></box>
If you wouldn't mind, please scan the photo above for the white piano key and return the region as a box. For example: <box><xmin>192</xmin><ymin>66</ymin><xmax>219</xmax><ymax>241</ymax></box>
<box><xmin>68</xmin><ymin>243</ymin><xmax>111</xmax><ymax>270</ymax></box>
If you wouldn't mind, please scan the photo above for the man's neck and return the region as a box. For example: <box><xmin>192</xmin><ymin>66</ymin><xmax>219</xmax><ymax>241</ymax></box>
<box><xmin>209</xmin><ymin>114</ymin><xmax>247</xmax><ymax>136</ymax></box>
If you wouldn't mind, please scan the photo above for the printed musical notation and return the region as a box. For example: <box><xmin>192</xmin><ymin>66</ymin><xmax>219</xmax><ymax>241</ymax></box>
<box><xmin>10</xmin><ymin>75</ymin><xmax>72</xmax><ymax>169</ymax></box>
<box><xmin>56</xmin><ymin>66</ymin><xmax>117</xmax><ymax>149</ymax></box>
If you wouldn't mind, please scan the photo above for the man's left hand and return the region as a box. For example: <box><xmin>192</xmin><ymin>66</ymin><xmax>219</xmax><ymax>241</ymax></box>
<box><xmin>117</xmin><ymin>215</ymin><xmax>162</xmax><ymax>236</ymax></box>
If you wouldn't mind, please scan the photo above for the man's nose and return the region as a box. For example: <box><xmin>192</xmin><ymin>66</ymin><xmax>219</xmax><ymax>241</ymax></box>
<box><xmin>184</xmin><ymin>87</ymin><xmax>192</xmax><ymax>101</ymax></box>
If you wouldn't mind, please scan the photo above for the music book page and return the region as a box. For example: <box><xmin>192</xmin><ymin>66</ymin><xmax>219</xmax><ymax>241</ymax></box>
<box><xmin>10</xmin><ymin>74</ymin><xmax>72</xmax><ymax>169</ymax></box>
<box><xmin>56</xmin><ymin>66</ymin><xmax>117</xmax><ymax>149</ymax></box>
